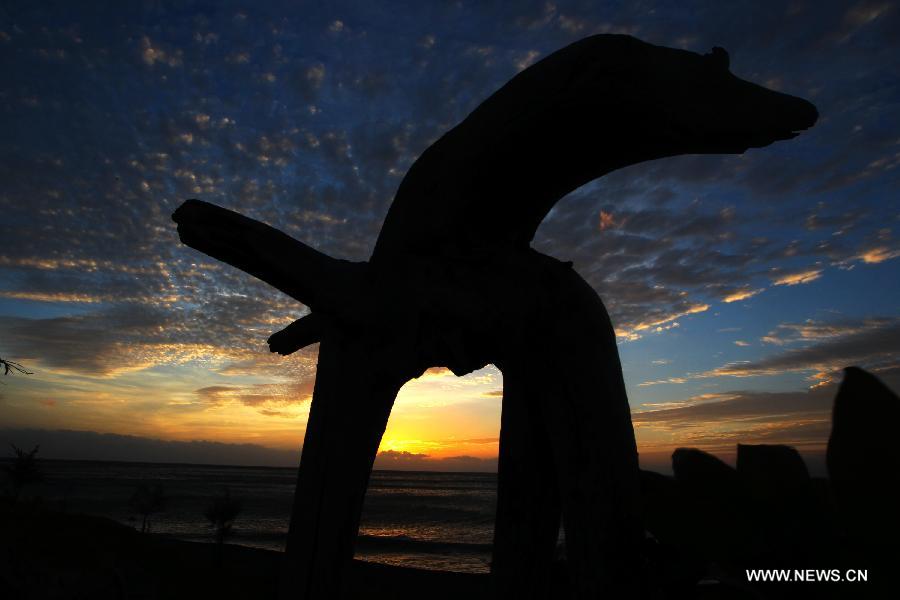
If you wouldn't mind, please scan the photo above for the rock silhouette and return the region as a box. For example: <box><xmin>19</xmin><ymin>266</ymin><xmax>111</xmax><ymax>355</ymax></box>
<box><xmin>173</xmin><ymin>34</ymin><xmax>817</xmax><ymax>598</ymax></box>
<box><xmin>737</xmin><ymin>444</ymin><xmax>821</xmax><ymax>565</ymax></box>
<box><xmin>737</xmin><ymin>443</ymin><xmax>812</xmax><ymax>508</ymax></box>
<box><xmin>666</xmin><ymin>448</ymin><xmax>757</xmax><ymax>570</ymax></box>
<box><xmin>672</xmin><ymin>447</ymin><xmax>739</xmax><ymax>489</ymax></box>
<box><xmin>828</xmin><ymin>366</ymin><xmax>900</xmax><ymax>547</ymax></box>
<box><xmin>639</xmin><ymin>369</ymin><xmax>898</xmax><ymax>598</ymax></box>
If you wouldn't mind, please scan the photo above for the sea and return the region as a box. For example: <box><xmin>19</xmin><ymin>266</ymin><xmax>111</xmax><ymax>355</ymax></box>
<box><xmin>8</xmin><ymin>460</ymin><xmax>498</xmax><ymax>574</ymax></box>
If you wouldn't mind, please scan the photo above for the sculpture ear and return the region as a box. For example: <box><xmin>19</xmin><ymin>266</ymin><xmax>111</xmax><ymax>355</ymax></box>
<box><xmin>705</xmin><ymin>46</ymin><xmax>730</xmax><ymax>71</ymax></box>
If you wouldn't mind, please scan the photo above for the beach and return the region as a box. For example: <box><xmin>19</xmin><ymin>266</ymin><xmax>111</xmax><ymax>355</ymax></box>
<box><xmin>0</xmin><ymin>497</ymin><xmax>494</xmax><ymax>599</ymax></box>
<box><xmin>4</xmin><ymin>459</ymin><xmax>499</xmax><ymax>574</ymax></box>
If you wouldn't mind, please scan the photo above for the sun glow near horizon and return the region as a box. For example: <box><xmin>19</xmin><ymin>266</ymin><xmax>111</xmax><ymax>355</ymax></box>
<box><xmin>376</xmin><ymin>366</ymin><xmax>502</xmax><ymax>460</ymax></box>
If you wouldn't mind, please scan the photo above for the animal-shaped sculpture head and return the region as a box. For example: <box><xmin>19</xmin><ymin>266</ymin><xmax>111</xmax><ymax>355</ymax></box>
<box><xmin>578</xmin><ymin>37</ymin><xmax>819</xmax><ymax>152</ymax></box>
<box><xmin>374</xmin><ymin>35</ymin><xmax>818</xmax><ymax>261</ymax></box>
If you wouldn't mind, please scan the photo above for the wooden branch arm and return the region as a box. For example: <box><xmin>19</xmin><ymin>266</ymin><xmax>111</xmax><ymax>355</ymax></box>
<box><xmin>268</xmin><ymin>313</ymin><xmax>326</xmax><ymax>355</ymax></box>
<box><xmin>172</xmin><ymin>199</ymin><xmax>360</xmax><ymax>311</ymax></box>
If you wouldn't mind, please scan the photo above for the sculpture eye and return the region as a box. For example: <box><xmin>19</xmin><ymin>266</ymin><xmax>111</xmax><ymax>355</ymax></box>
<box><xmin>705</xmin><ymin>46</ymin><xmax>730</xmax><ymax>71</ymax></box>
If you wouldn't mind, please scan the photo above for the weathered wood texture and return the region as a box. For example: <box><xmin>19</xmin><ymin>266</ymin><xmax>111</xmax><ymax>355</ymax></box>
<box><xmin>173</xmin><ymin>33</ymin><xmax>817</xmax><ymax>600</ymax></box>
<box><xmin>278</xmin><ymin>331</ymin><xmax>405</xmax><ymax>598</ymax></box>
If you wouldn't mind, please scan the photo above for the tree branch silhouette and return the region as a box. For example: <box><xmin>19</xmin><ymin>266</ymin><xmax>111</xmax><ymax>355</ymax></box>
<box><xmin>0</xmin><ymin>357</ymin><xmax>33</xmax><ymax>382</ymax></box>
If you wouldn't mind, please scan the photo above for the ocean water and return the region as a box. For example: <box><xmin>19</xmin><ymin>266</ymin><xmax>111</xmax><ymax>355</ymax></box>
<box><xmin>8</xmin><ymin>460</ymin><xmax>497</xmax><ymax>573</ymax></box>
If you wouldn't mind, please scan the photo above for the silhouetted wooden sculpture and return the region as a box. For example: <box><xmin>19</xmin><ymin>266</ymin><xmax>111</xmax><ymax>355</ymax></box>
<box><xmin>172</xmin><ymin>35</ymin><xmax>817</xmax><ymax>598</ymax></box>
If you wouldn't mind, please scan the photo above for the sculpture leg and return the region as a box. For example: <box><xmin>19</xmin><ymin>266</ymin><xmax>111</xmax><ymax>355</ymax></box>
<box><xmin>492</xmin><ymin>357</ymin><xmax>562</xmax><ymax>599</ymax></box>
<box><xmin>279</xmin><ymin>334</ymin><xmax>402</xmax><ymax>599</ymax></box>
<box><xmin>544</xmin><ymin>268</ymin><xmax>644</xmax><ymax>597</ymax></box>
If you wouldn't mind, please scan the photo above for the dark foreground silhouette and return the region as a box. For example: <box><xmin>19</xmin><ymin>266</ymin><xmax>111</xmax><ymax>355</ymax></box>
<box><xmin>828</xmin><ymin>367</ymin><xmax>900</xmax><ymax>548</ymax></box>
<box><xmin>3</xmin><ymin>367</ymin><xmax>895</xmax><ymax>599</ymax></box>
<box><xmin>173</xmin><ymin>34</ymin><xmax>817</xmax><ymax>599</ymax></box>
<box><xmin>648</xmin><ymin>367</ymin><xmax>898</xmax><ymax>600</ymax></box>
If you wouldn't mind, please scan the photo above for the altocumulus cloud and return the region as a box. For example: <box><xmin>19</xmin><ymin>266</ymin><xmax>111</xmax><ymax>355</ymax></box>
<box><xmin>1</xmin><ymin>0</ymin><xmax>897</xmax><ymax>354</ymax></box>
<box><xmin>0</xmin><ymin>1</ymin><xmax>897</xmax><ymax>458</ymax></box>
<box><xmin>194</xmin><ymin>379</ymin><xmax>315</xmax><ymax>416</ymax></box>
<box><xmin>639</xmin><ymin>316</ymin><xmax>900</xmax><ymax>388</ymax></box>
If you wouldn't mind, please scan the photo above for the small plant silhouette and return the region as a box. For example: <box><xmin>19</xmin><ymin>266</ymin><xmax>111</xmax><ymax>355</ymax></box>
<box><xmin>0</xmin><ymin>357</ymin><xmax>32</xmax><ymax>382</ymax></box>
<box><xmin>4</xmin><ymin>444</ymin><xmax>43</xmax><ymax>500</ymax></box>
<box><xmin>129</xmin><ymin>484</ymin><xmax>167</xmax><ymax>533</ymax></box>
<box><xmin>204</xmin><ymin>487</ymin><xmax>242</xmax><ymax>566</ymax></box>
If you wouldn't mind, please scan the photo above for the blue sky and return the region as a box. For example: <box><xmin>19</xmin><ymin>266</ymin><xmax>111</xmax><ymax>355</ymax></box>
<box><xmin>0</xmin><ymin>0</ymin><xmax>898</xmax><ymax>471</ymax></box>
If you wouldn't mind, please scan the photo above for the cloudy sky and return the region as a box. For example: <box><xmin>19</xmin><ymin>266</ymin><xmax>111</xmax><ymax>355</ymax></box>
<box><xmin>1</xmin><ymin>1</ymin><xmax>897</xmax><ymax>472</ymax></box>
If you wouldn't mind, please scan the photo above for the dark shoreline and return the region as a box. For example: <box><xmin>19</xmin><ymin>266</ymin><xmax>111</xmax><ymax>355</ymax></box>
<box><xmin>0</xmin><ymin>499</ymin><xmax>493</xmax><ymax>600</ymax></box>
<box><xmin>0</xmin><ymin>456</ymin><xmax>497</xmax><ymax>477</ymax></box>
<box><xmin>1</xmin><ymin>493</ymin><xmax>887</xmax><ymax>599</ymax></box>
